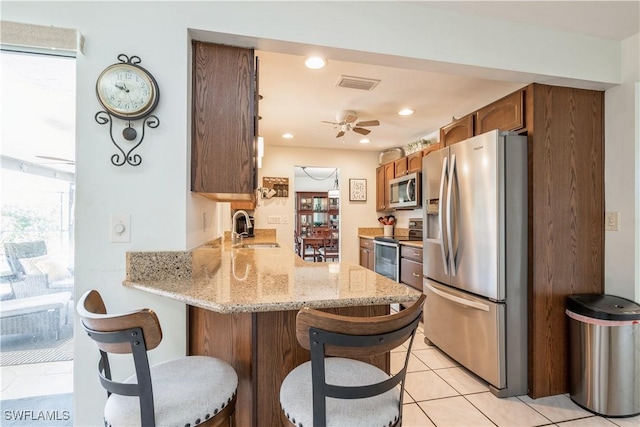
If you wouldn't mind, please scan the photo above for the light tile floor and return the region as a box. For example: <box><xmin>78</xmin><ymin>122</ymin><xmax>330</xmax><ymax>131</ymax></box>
<box><xmin>2</xmin><ymin>322</ymin><xmax>639</xmax><ymax>427</ymax></box>
<box><xmin>396</xmin><ymin>324</ymin><xmax>640</xmax><ymax>427</ymax></box>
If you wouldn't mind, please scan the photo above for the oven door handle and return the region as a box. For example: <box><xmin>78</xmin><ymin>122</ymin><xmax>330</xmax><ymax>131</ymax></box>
<box><xmin>374</xmin><ymin>240</ymin><xmax>399</xmax><ymax>248</ymax></box>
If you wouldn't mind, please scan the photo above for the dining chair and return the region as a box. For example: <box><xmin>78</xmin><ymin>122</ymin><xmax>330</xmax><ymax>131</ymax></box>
<box><xmin>279</xmin><ymin>294</ymin><xmax>426</xmax><ymax>427</ymax></box>
<box><xmin>77</xmin><ymin>290</ymin><xmax>238</xmax><ymax>427</ymax></box>
<box><xmin>317</xmin><ymin>235</ymin><xmax>339</xmax><ymax>262</ymax></box>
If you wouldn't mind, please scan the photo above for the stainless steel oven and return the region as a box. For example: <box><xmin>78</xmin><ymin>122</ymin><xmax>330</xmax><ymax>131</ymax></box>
<box><xmin>374</xmin><ymin>238</ymin><xmax>400</xmax><ymax>281</ymax></box>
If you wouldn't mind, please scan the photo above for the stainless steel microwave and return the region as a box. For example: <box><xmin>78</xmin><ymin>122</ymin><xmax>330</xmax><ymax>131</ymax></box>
<box><xmin>389</xmin><ymin>172</ymin><xmax>421</xmax><ymax>209</ymax></box>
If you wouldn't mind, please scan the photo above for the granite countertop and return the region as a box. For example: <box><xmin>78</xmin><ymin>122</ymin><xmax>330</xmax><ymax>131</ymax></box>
<box><xmin>124</xmin><ymin>233</ymin><xmax>420</xmax><ymax>314</ymax></box>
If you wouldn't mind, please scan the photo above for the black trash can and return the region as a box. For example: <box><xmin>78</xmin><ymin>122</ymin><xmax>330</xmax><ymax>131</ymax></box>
<box><xmin>566</xmin><ymin>294</ymin><xmax>640</xmax><ymax>417</ymax></box>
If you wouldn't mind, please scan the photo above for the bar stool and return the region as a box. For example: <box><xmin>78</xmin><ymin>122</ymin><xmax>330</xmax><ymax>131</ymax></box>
<box><xmin>279</xmin><ymin>294</ymin><xmax>426</xmax><ymax>427</ymax></box>
<box><xmin>77</xmin><ymin>290</ymin><xmax>237</xmax><ymax>427</ymax></box>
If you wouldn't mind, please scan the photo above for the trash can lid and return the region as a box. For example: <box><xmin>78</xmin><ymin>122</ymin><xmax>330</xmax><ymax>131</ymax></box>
<box><xmin>567</xmin><ymin>294</ymin><xmax>640</xmax><ymax>321</ymax></box>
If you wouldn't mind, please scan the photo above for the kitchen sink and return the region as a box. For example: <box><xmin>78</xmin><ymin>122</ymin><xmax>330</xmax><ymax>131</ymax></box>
<box><xmin>238</xmin><ymin>242</ymin><xmax>280</xmax><ymax>249</ymax></box>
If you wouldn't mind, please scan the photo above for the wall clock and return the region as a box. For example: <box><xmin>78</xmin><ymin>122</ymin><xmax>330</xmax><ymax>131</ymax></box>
<box><xmin>95</xmin><ymin>54</ymin><xmax>160</xmax><ymax>166</ymax></box>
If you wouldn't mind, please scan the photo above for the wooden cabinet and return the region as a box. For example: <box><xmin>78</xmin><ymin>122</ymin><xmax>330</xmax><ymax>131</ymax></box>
<box><xmin>231</xmin><ymin>198</ymin><xmax>256</xmax><ymax>211</ymax></box>
<box><xmin>524</xmin><ymin>84</ymin><xmax>604</xmax><ymax>398</ymax></box>
<box><xmin>375</xmin><ymin>162</ymin><xmax>395</xmax><ymax>211</ymax></box>
<box><xmin>359</xmin><ymin>238</ymin><xmax>375</xmax><ymax>270</ymax></box>
<box><xmin>400</xmin><ymin>245</ymin><xmax>422</xmax><ymax>291</ymax></box>
<box><xmin>406</xmin><ymin>151</ymin><xmax>423</xmax><ymax>174</ymax></box>
<box><xmin>440</xmin><ymin>113</ymin><xmax>474</xmax><ymax>147</ymax></box>
<box><xmin>475</xmin><ymin>89</ymin><xmax>524</xmax><ymax>135</ymax></box>
<box><xmin>394</xmin><ymin>157</ymin><xmax>408</xmax><ymax>176</ymax></box>
<box><xmin>296</xmin><ymin>192</ymin><xmax>339</xmax><ymax>238</ymax></box>
<box><xmin>191</xmin><ymin>41</ymin><xmax>256</xmax><ymax>201</ymax></box>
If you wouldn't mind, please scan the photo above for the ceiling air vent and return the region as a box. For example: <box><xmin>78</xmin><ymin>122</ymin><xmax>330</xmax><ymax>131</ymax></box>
<box><xmin>335</xmin><ymin>75</ymin><xmax>380</xmax><ymax>91</ymax></box>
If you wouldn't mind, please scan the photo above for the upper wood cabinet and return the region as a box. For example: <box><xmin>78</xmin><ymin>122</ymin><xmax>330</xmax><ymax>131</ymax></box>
<box><xmin>475</xmin><ymin>89</ymin><xmax>524</xmax><ymax>135</ymax></box>
<box><xmin>394</xmin><ymin>157</ymin><xmax>408</xmax><ymax>176</ymax></box>
<box><xmin>406</xmin><ymin>151</ymin><xmax>423</xmax><ymax>174</ymax></box>
<box><xmin>375</xmin><ymin>162</ymin><xmax>395</xmax><ymax>211</ymax></box>
<box><xmin>191</xmin><ymin>41</ymin><xmax>256</xmax><ymax>201</ymax></box>
<box><xmin>440</xmin><ymin>114</ymin><xmax>474</xmax><ymax>147</ymax></box>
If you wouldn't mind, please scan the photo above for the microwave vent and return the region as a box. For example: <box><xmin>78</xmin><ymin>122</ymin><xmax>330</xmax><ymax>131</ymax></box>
<box><xmin>335</xmin><ymin>75</ymin><xmax>381</xmax><ymax>91</ymax></box>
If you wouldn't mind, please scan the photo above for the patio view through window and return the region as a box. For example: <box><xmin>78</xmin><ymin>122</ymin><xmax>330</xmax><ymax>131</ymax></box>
<box><xmin>1</xmin><ymin>50</ymin><xmax>76</xmax><ymax>421</ymax></box>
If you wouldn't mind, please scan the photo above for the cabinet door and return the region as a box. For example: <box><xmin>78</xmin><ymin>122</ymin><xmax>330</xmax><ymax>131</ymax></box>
<box><xmin>475</xmin><ymin>90</ymin><xmax>524</xmax><ymax>135</ymax></box>
<box><xmin>394</xmin><ymin>157</ymin><xmax>408</xmax><ymax>176</ymax></box>
<box><xmin>400</xmin><ymin>258</ymin><xmax>422</xmax><ymax>291</ymax></box>
<box><xmin>191</xmin><ymin>41</ymin><xmax>255</xmax><ymax>200</ymax></box>
<box><xmin>440</xmin><ymin>114</ymin><xmax>474</xmax><ymax>147</ymax></box>
<box><xmin>407</xmin><ymin>151</ymin><xmax>423</xmax><ymax>173</ymax></box>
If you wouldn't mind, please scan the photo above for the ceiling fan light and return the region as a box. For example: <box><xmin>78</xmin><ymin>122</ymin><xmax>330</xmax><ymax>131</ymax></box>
<box><xmin>359</xmin><ymin>138</ymin><xmax>370</xmax><ymax>144</ymax></box>
<box><xmin>304</xmin><ymin>56</ymin><xmax>327</xmax><ymax>69</ymax></box>
<box><xmin>398</xmin><ymin>108</ymin><xmax>414</xmax><ymax>116</ymax></box>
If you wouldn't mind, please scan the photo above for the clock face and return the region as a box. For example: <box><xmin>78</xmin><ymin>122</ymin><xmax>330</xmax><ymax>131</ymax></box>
<box><xmin>96</xmin><ymin>63</ymin><xmax>159</xmax><ymax>120</ymax></box>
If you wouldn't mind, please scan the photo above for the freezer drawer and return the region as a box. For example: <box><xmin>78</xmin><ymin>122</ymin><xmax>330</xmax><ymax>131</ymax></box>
<box><xmin>424</xmin><ymin>280</ymin><xmax>505</xmax><ymax>389</ymax></box>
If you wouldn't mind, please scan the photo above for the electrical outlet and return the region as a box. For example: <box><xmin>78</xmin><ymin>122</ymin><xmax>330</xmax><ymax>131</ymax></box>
<box><xmin>267</xmin><ymin>215</ymin><xmax>281</xmax><ymax>224</ymax></box>
<box><xmin>605</xmin><ymin>212</ymin><xmax>619</xmax><ymax>231</ymax></box>
<box><xmin>282</xmin><ymin>215</ymin><xmax>289</xmax><ymax>224</ymax></box>
<box><xmin>110</xmin><ymin>214</ymin><xmax>131</xmax><ymax>242</ymax></box>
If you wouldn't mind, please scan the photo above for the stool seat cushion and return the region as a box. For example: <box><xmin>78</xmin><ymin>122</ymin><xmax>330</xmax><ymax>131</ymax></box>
<box><xmin>280</xmin><ymin>357</ymin><xmax>400</xmax><ymax>427</ymax></box>
<box><xmin>104</xmin><ymin>355</ymin><xmax>237</xmax><ymax>427</ymax></box>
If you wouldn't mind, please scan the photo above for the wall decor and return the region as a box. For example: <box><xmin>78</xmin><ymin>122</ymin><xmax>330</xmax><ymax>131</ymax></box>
<box><xmin>95</xmin><ymin>54</ymin><xmax>160</xmax><ymax>166</ymax></box>
<box><xmin>262</xmin><ymin>177</ymin><xmax>289</xmax><ymax>197</ymax></box>
<box><xmin>349</xmin><ymin>178</ymin><xmax>367</xmax><ymax>201</ymax></box>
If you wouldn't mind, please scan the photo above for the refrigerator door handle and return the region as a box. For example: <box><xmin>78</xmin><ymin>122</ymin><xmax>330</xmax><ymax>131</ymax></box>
<box><xmin>447</xmin><ymin>154</ymin><xmax>458</xmax><ymax>276</ymax></box>
<box><xmin>426</xmin><ymin>282</ymin><xmax>490</xmax><ymax>312</ymax></box>
<box><xmin>438</xmin><ymin>156</ymin><xmax>449</xmax><ymax>275</ymax></box>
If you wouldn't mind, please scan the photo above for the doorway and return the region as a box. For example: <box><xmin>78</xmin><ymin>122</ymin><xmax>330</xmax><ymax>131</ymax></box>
<box><xmin>0</xmin><ymin>50</ymin><xmax>76</xmax><ymax>421</ymax></box>
<box><xmin>293</xmin><ymin>166</ymin><xmax>340</xmax><ymax>262</ymax></box>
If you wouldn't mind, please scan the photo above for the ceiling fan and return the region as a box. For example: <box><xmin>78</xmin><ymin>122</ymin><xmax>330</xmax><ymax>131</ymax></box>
<box><xmin>321</xmin><ymin>110</ymin><xmax>380</xmax><ymax>138</ymax></box>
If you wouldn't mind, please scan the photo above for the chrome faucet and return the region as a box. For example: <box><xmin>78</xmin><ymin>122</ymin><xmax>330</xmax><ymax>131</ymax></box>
<box><xmin>231</xmin><ymin>209</ymin><xmax>253</xmax><ymax>245</ymax></box>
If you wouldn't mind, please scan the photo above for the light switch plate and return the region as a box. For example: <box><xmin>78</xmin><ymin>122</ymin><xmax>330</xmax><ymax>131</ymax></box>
<box><xmin>110</xmin><ymin>214</ymin><xmax>131</xmax><ymax>242</ymax></box>
<box><xmin>605</xmin><ymin>211</ymin><xmax>619</xmax><ymax>231</ymax></box>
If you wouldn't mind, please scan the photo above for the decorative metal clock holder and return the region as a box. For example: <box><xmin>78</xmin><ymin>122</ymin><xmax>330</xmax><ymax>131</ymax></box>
<box><xmin>95</xmin><ymin>54</ymin><xmax>160</xmax><ymax>166</ymax></box>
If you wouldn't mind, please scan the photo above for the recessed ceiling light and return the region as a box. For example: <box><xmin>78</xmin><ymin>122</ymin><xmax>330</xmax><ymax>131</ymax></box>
<box><xmin>359</xmin><ymin>138</ymin><xmax>370</xmax><ymax>144</ymax></box>
<box><xmin>282</xmin><ymin>133</ymin><xmax>294</xmax><ymax>139</ymax></box>
<box><xmin>304</xmin><ymin>56</ymin><xmax>327</xmax><ymax>69</ymax></box>
<box><xmin>398</xmin><ymin>108</ymin><xmax>414</xmax><ymax>116</ymax></box>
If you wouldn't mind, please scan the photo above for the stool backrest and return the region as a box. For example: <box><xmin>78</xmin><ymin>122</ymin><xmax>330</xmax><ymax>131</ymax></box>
<box><xmin>77</xmin><ymin>290</ymin><xmax>162</xmax><ymax>354</ymax></box>
<box><xmin>77</xmin><ymin>290</ymin><xmax>163</xmax><ymax>427</ymax></box>
<box><xmin>295</xmin><ymin>294</ymin><xmax>425</xmax><ymax>426</ymax></box>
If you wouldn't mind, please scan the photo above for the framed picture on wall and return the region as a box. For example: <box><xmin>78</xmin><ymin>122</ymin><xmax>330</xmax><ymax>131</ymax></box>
<box><xmin>349</xmin><ymin>178</ymin><xmax>367</xmax><ymax>201</ymax></box>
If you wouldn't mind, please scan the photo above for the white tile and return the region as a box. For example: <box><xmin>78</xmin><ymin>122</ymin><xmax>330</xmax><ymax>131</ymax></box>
<box><xmin>467</xmin><ymin>391</ymin><xmax>552</xmax><ymax>427</ymax></box>
<box><xmin>419</xmin><ymin>395</ymin><xmax>494</xmax><ymax>427</ymax></box>
<box><xmin>557</xmin><ymin>416</ymin><xmax>617</xmax><ymax>426</ymax></box>
<box><xmin>435</xmin><ymin>367</ymin><xmax>489</xmax><ymax>395</ymax></box>
<box><xmin>607</xmin><ymin>414</ymin><xmax>640</xmax><ymax>427</ymax></box>
<box><xmin>413</xmin><ymin>348</ymin><xmax>458</xmax><ymax>369</ymax></box>
<box><xmin>519</xmin><ymin>393</ymin><xmax>593</xmax><ymax>423</ymax></box>
<box><xmin>404</xmin><ymin>370</ymin><xmax>459</xmax><ymax>402</ymax></box>
<box><xmin>402</xmin><ymin>402</ymin><xmax>435</xmax><ymax>426</ymax></box>
<box><xmin>392</xmin><ymin>352</ymin><xmax>430</xmax><ymax>374</ymax></box>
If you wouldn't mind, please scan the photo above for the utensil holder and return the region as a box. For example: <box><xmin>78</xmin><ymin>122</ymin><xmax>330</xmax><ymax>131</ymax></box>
<box><xmin>383</xmin><ymin>225</ymin><xmax>394</xmax><ymax>236</ymax></box>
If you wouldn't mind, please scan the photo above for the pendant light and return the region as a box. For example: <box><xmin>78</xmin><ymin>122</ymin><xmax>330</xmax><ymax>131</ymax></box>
<box><xmin>328</xmin><ymin>169</ymin><xmax>339</xmax><ymax>198</ymax></box>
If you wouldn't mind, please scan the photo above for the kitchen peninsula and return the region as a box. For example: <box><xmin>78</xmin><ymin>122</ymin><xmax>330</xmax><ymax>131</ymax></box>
<box><xmin>124</xmin><ymin>235</ymin><xmax>419</xmax><ymax>427</ymax></box>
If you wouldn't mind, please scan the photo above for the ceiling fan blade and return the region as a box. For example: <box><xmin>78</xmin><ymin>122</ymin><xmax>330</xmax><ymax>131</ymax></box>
<box><xmin>36</xmin><ymin>155</ymin><xmax>75</xmax><ymax>164</ymax></box>
<box><xmin>352</xmin><ymin>127</ymin><xmax>371</xmax><ymax>135</ymax></box>
<box><xmin>355</xmin><ymin>120</ymin><xmax>379</xmax><ymax>127</ymax></box>
<box><xmin>344</xmin><ymin>114</ymin><xmax>358</xmax><ymax>124</ymax></box>
<box><xmin>335</xmin><ymin>131</ymin><xmax>345</xmax><ymax>138</ymax></box>
<box><xmin>320</xmin><ymin>120</ymin><xmax>339</xmax><ymax>125</ymax></box>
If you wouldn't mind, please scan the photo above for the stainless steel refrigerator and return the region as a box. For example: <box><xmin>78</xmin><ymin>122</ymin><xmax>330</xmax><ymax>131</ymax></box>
<box><xmin>422</xmin><ymin>129</ymin><xmax>528</xmax><ymax>397</ymax></box>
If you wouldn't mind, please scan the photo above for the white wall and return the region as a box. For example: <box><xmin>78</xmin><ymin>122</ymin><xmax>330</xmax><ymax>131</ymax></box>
<box><xmin>1</xmin><ymin>2</ymin><xmax>636</xmax><ymax>425</ymax></box>
<box><xmin>604</xmin><ymin>33</ymin><xmax>640</xmax><ymax>301</ymax></box>
<box><xmin>255</xmin><ymin>146</ymin><xmax>379</xmax><ymax>265</ymax></box>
